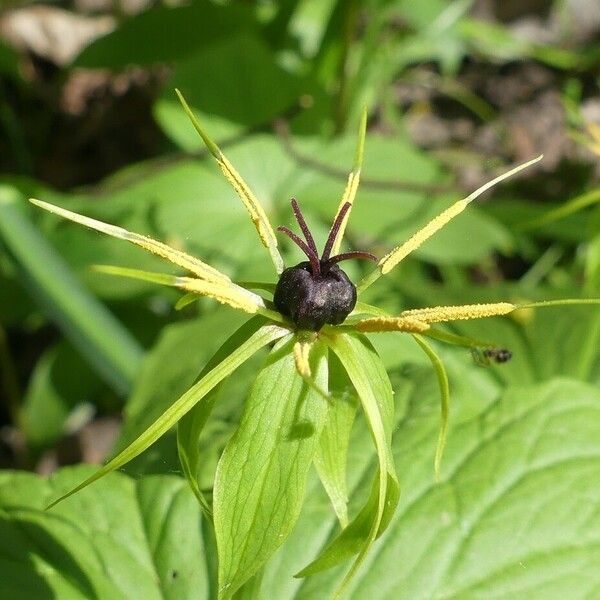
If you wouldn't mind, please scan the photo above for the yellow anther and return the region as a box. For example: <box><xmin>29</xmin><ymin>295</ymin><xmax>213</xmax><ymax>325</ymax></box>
<box><xmin>401</xmin><ymin>302</ymin><xmax>516</xmax><ymax>323</ymax></box>
<box><xmin>176</xmin><ymin>277</ymin><xmax>265</xmax><ymax>314</ymax></box>
<box><xmin>355</xmin><ymin>316</ymin><xmax>430</xmax><ymax>333</ymax></box>
<box><xmin>30</xmin><ymin>198</ymin><xmax>229</xmax><ymax>284</ymax></box>
<box><xmin>329</xmin><ymin>107</ymin><xmax>367</xmax><ymax>256</ymax></box>
<box><xmin>293</xmin><ymin>340</ymin><xmax>312</xmax><ymax>378</ymax></box>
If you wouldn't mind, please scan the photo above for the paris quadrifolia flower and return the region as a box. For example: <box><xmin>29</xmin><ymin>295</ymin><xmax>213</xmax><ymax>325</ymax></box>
<box><xmin>32</xmin><ymin>91</ymin><xmax>600</xmax><ymax>599</ymax></box>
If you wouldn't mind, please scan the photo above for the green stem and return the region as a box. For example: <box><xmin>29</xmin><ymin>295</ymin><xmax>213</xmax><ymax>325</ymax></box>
<box><xmin>519</xmin><ymin>245</ymin><xmax>564</xmax><ymax>288</ymax></box>
<box><xmin>423</xmin><ymin>328</ymin><xmax>494</xmax><ymax>350</ymax></box>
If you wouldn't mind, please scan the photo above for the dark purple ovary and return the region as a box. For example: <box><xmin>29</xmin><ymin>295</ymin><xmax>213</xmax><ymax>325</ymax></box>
<box><xmin>274</xmin><ymin>261</ymin><xmax>357</xmax><ymax>331</ymax></box>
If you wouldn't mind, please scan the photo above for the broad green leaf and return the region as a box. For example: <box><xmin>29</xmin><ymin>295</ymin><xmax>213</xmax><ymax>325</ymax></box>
<box><xmin>314</xmin><ymin>354</ymin><xmax>358</xmax><ymax>527</ymax></box>
<box><xmin>300</xmin><ymin>334</ymin><xmax>400</xmax><ymax>594</ymax></box>
<box><xmin>348</xmin><ymin>377</ymin><xmax>600</xmax><ymax>598</ymax></box>
<box><xmin>214</xmin><ymin>337</ymin><xmax>329</xmax><ymax>599</ymax></box>
<box><xmin>260</xmin><ymin>367</ymin><xmax>600</xmax><ymax>599</ymax></box>
<box><xmin>156</xmin><ymin>34</ymin><xmax>303</xmax><ymax>148</ymax></box>
<box><xmin>0</xmin><ymin>186</ymin><xmax>143</xmax><ymax>395</ymax></box>
<box><xmin>74</xmin><ymin>2</ymin><xmax>255</xmax><ymax>67</ymax></box>
<box><xmin>47</xmin><ymin>323</ymin><xmax>289</xmax><ymax>508</ymax></box>
<box><xmin>177</xmin><ymin>316</ymin><xmax>267</xmax><ymax>511</ymax></box>
<box><xmin>0</xmin><ymin>466</ymin><xmax>209</xmax><ymax>600</ymax></box>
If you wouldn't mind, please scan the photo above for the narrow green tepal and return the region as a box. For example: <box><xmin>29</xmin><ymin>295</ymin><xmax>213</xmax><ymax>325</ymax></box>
<box><xmin>177</xmin><ymin>316</ymin><xmax>268</xmax><ymax>516</ymax></box>
<box><xmin>412</xmin><ymin>334</ymin><xmax>450</xmax><ymax>481</ymax></box>
<box><xmin>46</xmin><ymin>323</ymin><xmax>288</xmax><ymax>509</ymax></box>
<box><xmin>0</xmin><ymin>186</ymin><xmax>143</xmax><ymax>395</ymax></box>
<box><xmin>314</xmin><ymin>354</ymin><xmax>358</xmax><ymax>528</ymax></box>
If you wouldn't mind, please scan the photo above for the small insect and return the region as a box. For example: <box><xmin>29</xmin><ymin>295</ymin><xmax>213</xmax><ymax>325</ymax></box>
<box><xmin>273</xmin><ymin>198</ymin><xmax>377</xmax><ymax>331</ymax></box>
<box><xmin>483</xmin><ymin>348</ymin><xmax>512</xmax><ymax>363</ymax></box>
<box><xmin>472</xmin><ymin>347</ymin><xmax>513</xmax><ymax>366</ymax></box>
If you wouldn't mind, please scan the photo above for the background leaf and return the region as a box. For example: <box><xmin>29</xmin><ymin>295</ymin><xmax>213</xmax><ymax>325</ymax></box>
<box><xmin>74</xmin><ymin>2</ymin><xmax>255</xmax><ymax>68</ymax></box>
<box><xmin>258</xmin><ymin>367</ymin><xmax>600</xmax><ymax>598</ymax></box>
<box><xmin>156</xmin><ymin>34</ymin><xmax>305</xmax><ymax>148</ymax></box>
<box><xmin>0</xmin><ymin>466</ymin><xmax>209</xmax><ymax>600</ymax></box>
<box><xmin>20</xmin><ymin>341</ymin><xmax>101</xmax><ymax>452</ymax></box>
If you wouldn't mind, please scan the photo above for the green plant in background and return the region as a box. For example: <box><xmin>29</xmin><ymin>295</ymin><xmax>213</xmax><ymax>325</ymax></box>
<box><xmin>28</xmin><ymin>92</ymin><xmax>600</xmax><ymax>599</ymax></box>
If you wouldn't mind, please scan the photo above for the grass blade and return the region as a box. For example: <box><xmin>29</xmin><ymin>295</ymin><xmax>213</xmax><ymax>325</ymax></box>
<box><xmin>0</xmin><ymin>186</ymin><xmax>143</xmax><ymax>395</ymax></box>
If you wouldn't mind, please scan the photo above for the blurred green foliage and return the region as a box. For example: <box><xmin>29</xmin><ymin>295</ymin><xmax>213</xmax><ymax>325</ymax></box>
<box><xmin>0</xmin><ymin>0</ymin><xmax>600</xmax><ymax>597</ymax></box>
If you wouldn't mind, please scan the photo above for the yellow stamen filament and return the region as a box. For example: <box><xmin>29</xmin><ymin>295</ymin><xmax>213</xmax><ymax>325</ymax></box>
<box><xmin>329</xmin><ymin>107</ymin><xmax>367</xmax><ymax>257</ymax></box>
<box><xmin>293</xmin><ymin>340</ymin><xmax>312</xmax><ymax>378</ymax></box>
<box><xmin>175</xmin><ymin>90</ymin><xmax>284</xmax><ymax>273</ymax></box>
<box><xmin>401</xmin><ymin>302</ymin><xmax>516</xmax><ymax>323</ymax></box>
<box><xmin>378</xmin><ymin>155</ymin><xmax>544</xmax><ymax>275</ymax></box>
<box><xmin>30</xmin><ymin>198</ymin><xmax>230</xmax><ymax>284</ymax></box>
<box><xmin>355</xmin><ymin>316</ymin><xmax>430</xmax><ymax>333</ymax></box>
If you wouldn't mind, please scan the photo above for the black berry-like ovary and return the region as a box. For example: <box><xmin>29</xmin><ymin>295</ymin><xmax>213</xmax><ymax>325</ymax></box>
<box><xmin>274</xmin><ymin>261</ymin><xmax>357</xmax><ymax>331</ymax></box>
